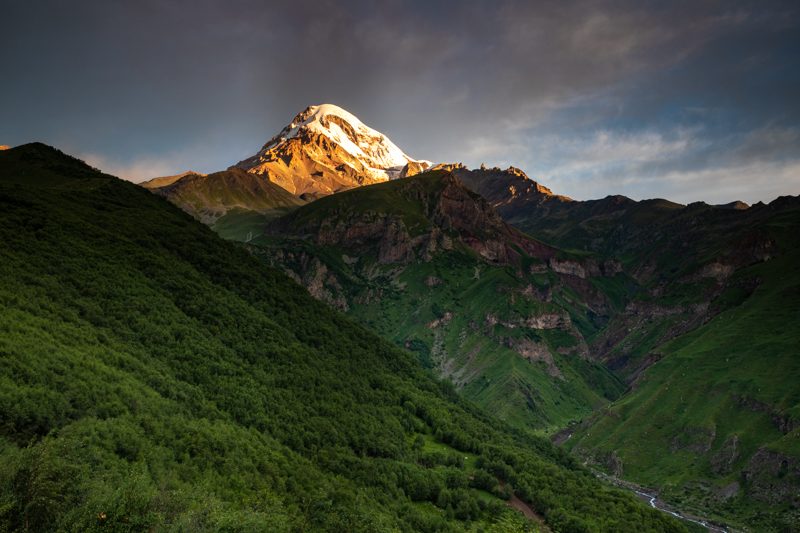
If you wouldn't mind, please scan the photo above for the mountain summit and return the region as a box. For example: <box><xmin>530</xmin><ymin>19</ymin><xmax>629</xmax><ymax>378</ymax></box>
<box><xmin>233</xmin><ymin>104</ymin><xmax>431</xmax><ymax>197</ymax></box>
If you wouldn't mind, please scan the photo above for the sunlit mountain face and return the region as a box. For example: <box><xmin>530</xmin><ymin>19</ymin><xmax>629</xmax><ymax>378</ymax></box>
<box><xmin>1</xmin><ymin>1</ymin><xmax>798</xmax><ymax>531</ymax></box>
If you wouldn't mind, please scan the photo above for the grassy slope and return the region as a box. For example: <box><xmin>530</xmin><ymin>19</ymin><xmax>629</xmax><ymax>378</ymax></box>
<box><xmin>0</xmin><ymin>144</ymin><xmax>684</xmax><ymax>532</ymax></box>
<box><xmin>510</xmin><ymin>197</ymin><xmax>684</xmax><ymax>256</ymax></box>
<box><xmin>566</xmin><ymin>207</ymin><xmax>800</xmax><ymax>531</ymax></box>
<box><xmin>218</xmin><ymin>172</ymin><xmax>449</xmax><ymax>242</ymax></box>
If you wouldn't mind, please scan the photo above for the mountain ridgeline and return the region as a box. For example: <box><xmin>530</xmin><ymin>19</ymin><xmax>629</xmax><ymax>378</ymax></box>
<box><xmin>0</xmin><ymin>143</ymin><xmax>687</xmax><ymax>532</ymax></box>
<box><xmin>136</xmin><ymin>104</ymin><xmax>799</xmax><ymax>531</ymax></box>
<box><xmin>143</xmin><ymin>104</ymin><xmax>432</xmax><ymax>240</ymax></box>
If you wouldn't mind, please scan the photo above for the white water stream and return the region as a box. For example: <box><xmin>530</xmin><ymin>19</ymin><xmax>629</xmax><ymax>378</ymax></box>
<box><xmin>630</xmin><ymin>488</ymin><xmax>728</xmax><ymax>532</ymax></box>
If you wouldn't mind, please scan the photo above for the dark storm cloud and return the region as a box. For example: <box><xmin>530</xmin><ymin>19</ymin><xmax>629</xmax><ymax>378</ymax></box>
<box><xmin>0</xmin><ymin>0</ymin><xmax>798</xmax><ymax>203</ymax></box>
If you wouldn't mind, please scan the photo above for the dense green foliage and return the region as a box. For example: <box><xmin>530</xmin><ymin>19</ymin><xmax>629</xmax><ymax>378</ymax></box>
<box><xmin>0</xmin><ymin>144</ymin><xmax>684</xmax><ymax>531</ymax></box>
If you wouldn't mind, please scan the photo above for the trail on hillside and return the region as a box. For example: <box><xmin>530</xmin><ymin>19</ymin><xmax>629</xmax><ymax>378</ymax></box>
<box><xmin>497</xmin><ymin>480</ymin><xmax>550</xmax><ymax>531</ymax></box>
<box><xmin>507</xmin><ymin>493</ymin><xmax>549</xmax><ymax>530</ymax></box>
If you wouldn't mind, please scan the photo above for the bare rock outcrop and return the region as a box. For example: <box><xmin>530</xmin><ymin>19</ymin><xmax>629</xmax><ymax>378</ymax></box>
<box><xmin>507</xmin><ymin>337</ymin><xmax>563</xmax><ymax>378</ymax></box>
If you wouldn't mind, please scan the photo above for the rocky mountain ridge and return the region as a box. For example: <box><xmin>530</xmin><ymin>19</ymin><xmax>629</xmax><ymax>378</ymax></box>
<box><xmin>141</xmin><ymin>104</ymin><xmax>432</xmax><ymax>225</ymax></box>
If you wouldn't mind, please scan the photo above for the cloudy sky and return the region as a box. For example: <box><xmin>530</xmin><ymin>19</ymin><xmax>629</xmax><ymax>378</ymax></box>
<box><xmin>1</xmin><ymin>0</ymin><xmax>798</xmax><ymax>203</ymax></box>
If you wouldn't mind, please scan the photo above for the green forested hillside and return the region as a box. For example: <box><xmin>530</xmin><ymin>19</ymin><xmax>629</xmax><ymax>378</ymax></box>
<box><xmin>0</xmin><ymin>144</ymin><xmax>684</xmax><ymax>532</ymax></box>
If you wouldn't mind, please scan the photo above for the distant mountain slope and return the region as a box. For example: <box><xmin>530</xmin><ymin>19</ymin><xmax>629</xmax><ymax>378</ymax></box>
<box><xmin>251</xmin><ymin>171</ymin><xmax>628</xmax><ymax>431</ymax></box>
<box><xmin>479</xmin><ymin>179</ymin><xmax>791</xmax><ymax>382</ymax></box>
<box><xmin>140</xmin><ymin>170</ymin><xmax>204</xmax><ymax>189</ymax></box>
<box><xmin>143</xmin><ymin>167</ymin><xmax>306</xmax><ymax>239</ymax></box>
<box><xmin>454</xmin><ymin>167</ymin><xmax>790</xmax><ymax>378</ymax></box>
<box><xmin>234</xmin><ymin>104</ymin><xmax>431</xmax><ymax>196</ymax></box>
<box><xmin>0</xmin><ymin>143</ymin><xmax>684</xmax><ymax>532</ymax></box>
<box><xmin>453</xmin><ymin>165</ymin><xmax>571</xmax><ymax>221</ymax></box>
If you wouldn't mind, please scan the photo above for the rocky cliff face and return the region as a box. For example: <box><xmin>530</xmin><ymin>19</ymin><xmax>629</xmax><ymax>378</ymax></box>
<box><xmin>453</xmin><ymin>165</ymin><xmax>572</xmax><ymax>225</ymax></box>
<box><xmin>743</xmin><ymin>448</ymin><xmax>800</xmax><ymax>505</ymax></box>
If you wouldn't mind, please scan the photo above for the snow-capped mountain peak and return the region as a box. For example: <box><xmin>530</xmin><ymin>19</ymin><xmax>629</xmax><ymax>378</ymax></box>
<box><xmin>234</xmin><ymin>104</ymin><xmax>431</xmax><ymax>196</ymax></box>
<box><xmin>281</xmin><ymin>104</ymin><xmax>413</xmax><ymax>172</ymax></box>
